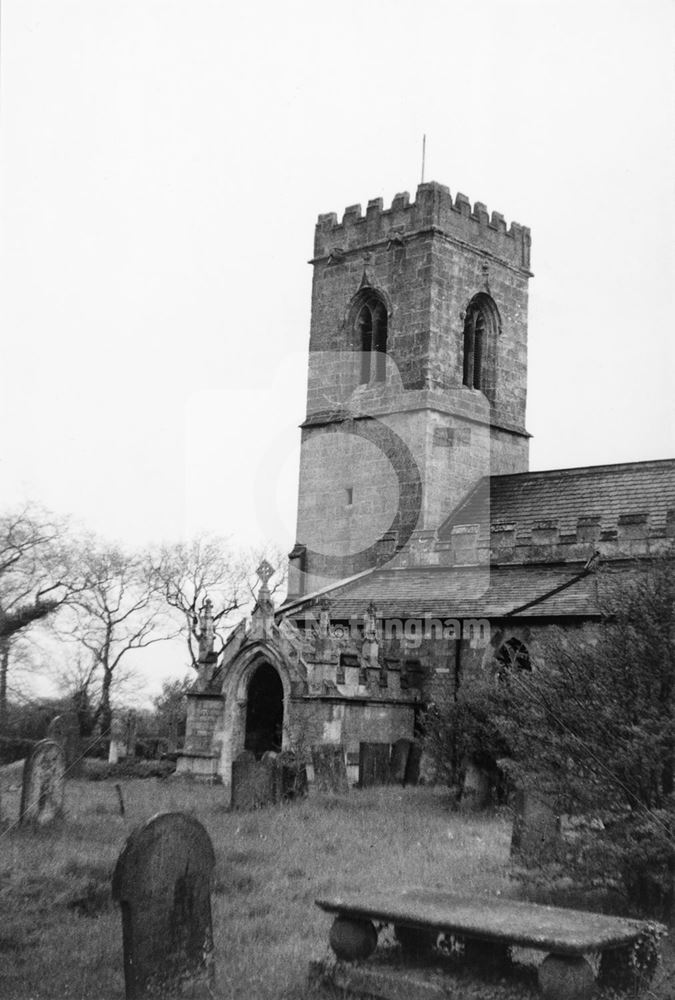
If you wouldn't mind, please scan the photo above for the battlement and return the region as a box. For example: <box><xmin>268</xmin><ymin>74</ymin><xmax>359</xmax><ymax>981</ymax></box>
<box><xmin>314</xmin><ymin>181</ymin><xmax>531</xmax><ymax>271</ymax></box>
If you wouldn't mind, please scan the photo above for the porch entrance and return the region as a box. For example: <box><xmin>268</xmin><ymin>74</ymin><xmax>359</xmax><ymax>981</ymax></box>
<box><xmin>244</xmin><ymin>662</ymin><xmax>283</xmax><ymax>758</ymax></box>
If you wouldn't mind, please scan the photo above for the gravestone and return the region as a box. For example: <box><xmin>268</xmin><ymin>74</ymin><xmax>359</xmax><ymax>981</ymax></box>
<box><xmin>19</xmin><ymin>739</ymin><xmax>65</xmax><ymax>825</ymax></box>
<box><xmin>358</xmin><ymin>742</ymin><xmax>391</xmax><ymax>788</ymax></box>
<box><xmin>403</xmin><ymin>741</ymin><xmax>423</xmax><ymax>786</ymax></box>
<box><xmin>47</xmin><ymin>712</ymin><xmax>82</xmax><ymax>777</ymax></box>
<box><xmin>112</xmin><ymin>812</ymin><xmax>216</xmax><ymax>999</ymax></box>
<box><xmin>459</xmin><ymin>758</ymin><xmax>491</xmax><ymax>812</ymax></box>
<box><xmin>389</xmin><ymin>738</ymin><xmax>412</xmax><ymax>785</ymax></box>
<box><xmin>109</xmin><ymin>715</ymin><xmax>126</xmax><ymax>763</ymax></box>
<box><xmin>231</xmin><ymin>750</ymin><xmax>276</xmax><ymax>810</ymax></box>
<box><xmin>511</xmin><ymin>788</ymin><xmax>562</xmax><ymax>865</ymax></box>
<box><xmin>311</xmin><ymin>744</ymin><xmax>349</xmax><ymax>794</ymax></box>
<box><xmin>276</xmin><ymin>750</ymin><xmax>308</xmax><ymax>801</ymax></box>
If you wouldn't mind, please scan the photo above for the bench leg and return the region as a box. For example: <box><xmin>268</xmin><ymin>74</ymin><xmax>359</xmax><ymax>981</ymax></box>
<box><xmin>394</xmin><ymin>923</ymin><xmax>438</xmax><ymax>956</ymax></box>
<box><xmin>538</xmin><ymin>954</ymin><xmax>594</xmax><ymax>1000</ymax></box>
<box><xmin>329</xmin><ymin>916</ymin><xmax>378</xmax><ymax>961</ymax></box>
<box><xmin>598</xmin><ymin>940</ymin><xmax>658</xmax><ymax>993</ymax></box>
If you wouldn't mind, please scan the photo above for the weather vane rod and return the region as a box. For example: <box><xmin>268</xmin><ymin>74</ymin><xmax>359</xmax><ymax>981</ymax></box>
<box><xmin>421</xmin><ymin>134</ymin><xmax>426</xmax><ymax>184</ymax></box>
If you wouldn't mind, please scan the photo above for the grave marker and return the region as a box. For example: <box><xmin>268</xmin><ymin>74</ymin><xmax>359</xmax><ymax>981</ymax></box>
<box><xmin>276</xmin><ymin>750</ymin><xmax>308</xmax><ymax>800</ymax></box>
<box><xmin>311</xmin><ymin>744</ymin><xmax>349</xmax><ymax>794</ymax></box>
<box><xmin>19</xmin><ymin>739</ymin><xmax>65</xmax><ymax>825</ymax></box>
<box><xmin>459</xmin><ymin>757</ymin><xmax>491</xmax><ymax>812</ymax></box>
<box><xmin>109</xmin><ymin>715</ymin><xmax>126</xmax><ymax>763</ymax></box>
<box><xmin>111</xmin><ymin>812</ymin><xmax>216</xmax><ymax>999</ymax></box>
<box><xmin>231</xmin><ymin>750</ymin><xmax>276</xmax><ymax>810</ymax></box>
<box><xmin>359</xmin><ymin>742</ymin><xmax>391</xmax><ymax>788</ymax></box>
<box><xmin>403</xmin><ymin>741</ymin><xmax>423</xmax><ymax>786</ymax></box>
<box><xmin>511</xmin><ymin>788</ymin><xmax>562</xmax><ymax>865</ymax></box>
<box><xmin>389</xmin><ymin>738</ymin><xmax>412</xmax><ymax>785</ymax></box>
<box><xmin>47</xmin><ymin>712</ymin><xmax>82</xmax><ymax>777</ymax></box>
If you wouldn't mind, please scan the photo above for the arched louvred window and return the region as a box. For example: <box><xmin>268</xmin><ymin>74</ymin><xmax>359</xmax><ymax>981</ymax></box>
<box><xmin>462</xmin><ymin>293</ymin><xmax>499</xmax><ymax>398</ymax></box>
<box><xmin>495</xmin><ymin>638</ymin><xmax>531</xmax><ymax>683</ymax></box>
<box><xmin>354</xmin><ymin>291</ymin><xmax>388</xmax><ymax>384</ymax></box>
<box><xmin>357</xmin><ymin>305</ymin><xmax>373</xmax><ymax>382</ymax></box>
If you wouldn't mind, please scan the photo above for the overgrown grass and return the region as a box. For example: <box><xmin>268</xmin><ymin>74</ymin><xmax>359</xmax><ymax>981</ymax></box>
<box><xmin>0</xmin><ymin>776</ymin><xmax>672</xmax><ymax>999</ymax></box>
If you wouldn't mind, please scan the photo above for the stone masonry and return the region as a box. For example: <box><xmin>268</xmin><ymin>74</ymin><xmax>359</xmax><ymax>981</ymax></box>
<box><xmin>290</xmin><ymin>181</ymin><xmax>531</xmax><ymax>597</ymax></box>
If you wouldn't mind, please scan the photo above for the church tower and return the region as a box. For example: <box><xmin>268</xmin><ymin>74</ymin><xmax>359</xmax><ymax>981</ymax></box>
<box><xmin>288</xmin><ymin>181</ymin><xmax>532</xmax><ymax>598</ymax></box>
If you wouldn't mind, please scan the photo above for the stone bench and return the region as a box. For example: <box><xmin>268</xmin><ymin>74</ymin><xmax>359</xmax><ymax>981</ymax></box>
<box><xmin>314</xmin><ymin>889</ymin><xmax>661</xmax><ymax>999</ymax></box>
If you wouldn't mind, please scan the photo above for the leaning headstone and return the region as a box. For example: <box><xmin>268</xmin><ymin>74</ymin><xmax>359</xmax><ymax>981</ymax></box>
<box><xmin>459</xmin><ymin>758</ymin><xmax>491</xmax><ymax>812</ymax></box>
<box><xmin>47</xmin><ymin>712</ymin><xmax>82</xmax><ymax>777</ymax></box>
<box><xmin>231</xmin><ymin>750</ymin><xmax>276</xmax><ymax>810</ymax></box>
<box><xmin>112</xmin><ymin>812</ymin><xmax>215</xmax><ymax>999</ymax></box>
<box><xmin>511</xmin><ymin>788</ymin><xmax>562</xmax><ymax>865</ymax></box>
<box><xmin>359</xmin><ymin>742</ymin><xmax>391</xmax><ymax>788</ymax></box>
<box><xmin>403</xmin><ymin>741</ymin><xmax>423</xmax><ymax>786</ymax></box>
<box><xmin>389</xmin><ymin>738</ymin><xmax>412</xmax><ymax>785</ymax></box>
<box><xmin>19</xmin><ymin>739</ymin><xmax>65</xmax><ymax>825</ymax></box>
<box><xmin>311</xmin><ymin>744</ymin><xmax>349</xmax><ymax>794</ymax></box>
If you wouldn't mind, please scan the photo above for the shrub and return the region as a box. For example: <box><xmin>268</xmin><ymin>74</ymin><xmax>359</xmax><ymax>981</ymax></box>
<box><xmin>494</xmin><ymin>558</ymin><xmax>675</xmax><ymax>921</ymax></box>
<box><xmin>422</xmin><ymin>674</ymin><xmax>510</xmax><ymax>803</ymax></box>
<box><xmin>0</xmin><ymin>736</ymin><xmax>35</xmax><ymax>765</ymax></box>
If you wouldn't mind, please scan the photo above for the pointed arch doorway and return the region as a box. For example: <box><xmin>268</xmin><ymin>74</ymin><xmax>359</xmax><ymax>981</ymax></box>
<box><xmin>244</xmin><ymin>662</ymin><xmax>284</xmax><ymax>759</ymax></box>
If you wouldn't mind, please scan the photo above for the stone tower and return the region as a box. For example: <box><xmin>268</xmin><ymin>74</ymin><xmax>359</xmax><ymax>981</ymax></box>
<box><xmin>288</xmin><ymin>181</ymin><xmax>532</xmax><ymax>599</ymax></box>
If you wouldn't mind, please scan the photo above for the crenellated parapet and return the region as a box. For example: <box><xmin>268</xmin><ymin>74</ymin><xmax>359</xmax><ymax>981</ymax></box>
<box><xmin>314</xmin><ymin>181</ymin><xmax>531</xmax><ymax>271</ymax></box>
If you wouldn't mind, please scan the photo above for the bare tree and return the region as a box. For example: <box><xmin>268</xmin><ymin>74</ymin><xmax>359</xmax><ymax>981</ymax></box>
<box><xmin>60</xmin><ymin>540</ymin><xmax>174</xmax><ymax>739</ymax></box>
<box><xmin>154</xmin><ymin>535</ymin><xmax>286</xmax><ymax>671</ymax></box>
<box><xmin>0</xmin><ymin>505</ymin><xmax>73</xmax><ymax>729</ymax></box>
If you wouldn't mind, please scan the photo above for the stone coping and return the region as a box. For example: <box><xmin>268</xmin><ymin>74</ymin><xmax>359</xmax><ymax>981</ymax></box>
<box><xmin>315</xmin><ymin>890</ymin><xmax>646</xmax><ymax>956</ymax></box>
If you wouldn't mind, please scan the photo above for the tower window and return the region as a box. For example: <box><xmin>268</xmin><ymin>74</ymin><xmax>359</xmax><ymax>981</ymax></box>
<box><xmin>354</xmin><ymin>292</ymin><xmax>388</xmax><ymax>384</ymax></box>
<box><xmin>462</xmin><ymin>293</ymin><xmax>499</xmax><ymax>398</ymax></box>
<box><xmin>346</xmin><ymin>487</ymin><xmax>353</xmax><ymax>506</ymax></box>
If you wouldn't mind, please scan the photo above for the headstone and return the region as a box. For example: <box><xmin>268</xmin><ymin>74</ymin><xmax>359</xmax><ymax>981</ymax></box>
<box><xmin>110</xmin><ymin>715</ymin><xmax>126</xmax><ymax>762</ymax></box>
<box><xmin>389</xmin><ymin>738</ymin><xmax>412</xmax><ymax>785</ymax></box>
<box><xmin>275</xmin><ymin>750</ymin><xmax>308</xmax><ymax>801</ymax></box>
<box><xmin>403</xmin><ymin>741</ymin><xmax>423</xmax><ymax>786</ymax></box>
<box><xmin>112</xmin><ymin>812</ymin><xmax>216</xmax><ymax>999</ymax></box>
<box><xmin>511</xmin><ymin>788</ymin><xmax>562</xmax><ymax>865</ymax></box>
<box><xmin>19</xmin><ymin>739</ymin><xmax>65</xmax><ymax>825</ymax></box>
<box><xmin>311</xmin><ymin>744</ymin><xmax>349</xmax><ymax>794</ymax></box>
<box><xmin>47</xmin><ymin>712</ymin><xmax>82</xmax><ymax>777</ymax></box>
<box><xmin>459</xmin><ymin>758</ymin><xmax>491</xmax><ymax>812</ymax></box>
<box><xmin>231</xmin><ymin>750</ymin><xmax>276</xmax><ymax>810</ymax></box>
<box><xmin>359</xmin><ymin>742</ymin><xmax>391</xmax><ymax>788</ymax></box>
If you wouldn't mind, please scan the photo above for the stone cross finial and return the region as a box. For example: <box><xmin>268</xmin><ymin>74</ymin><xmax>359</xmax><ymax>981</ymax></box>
<box><xmin>364</xmin><ymin>601</ymin><xmax>378</xmax><ymax>641</ymax></box>
<box><xmin>197</xmin><ymin>597</ymin><xmax>215</xmax><ymax>661</ymax></box>
<box><xmin>256</xmin><ymin>559</ymin><xmax>275</xmax><ymax>588</ymax></box>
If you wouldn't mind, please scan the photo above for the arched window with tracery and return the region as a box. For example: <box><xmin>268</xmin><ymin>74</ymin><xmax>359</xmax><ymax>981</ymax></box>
<box><xmin>462</xmin><ymin>293</ymin><xmax>499</xmax><ymax>398</ymax></box>
<box><xmin>355</xmin><ymin>292</ymin><xmax>388</xmax><ymax>384</ymax></box>
<box><xmin>495</xmin><ymin>638</ymin><xmax>531</xmax><ymax>682</ymax></box>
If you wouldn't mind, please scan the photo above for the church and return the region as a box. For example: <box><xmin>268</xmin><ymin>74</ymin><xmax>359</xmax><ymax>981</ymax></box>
<box><xmin>176</xmin><ymin>180</ymin><xmax>675</xmax><ymax>793</ymax></box>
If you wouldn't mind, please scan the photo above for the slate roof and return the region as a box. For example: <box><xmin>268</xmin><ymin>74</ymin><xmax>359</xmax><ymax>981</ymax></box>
<box><xmin>438</xmin><ymin>458</ymin><xmax>675</xmax><ymax>540</ymax></box>
<box><xmin>283</xmin><ymin>459</ymin><xmax>673</xmax><ymax>623</ymax></box>
<box><xmin>285</xmin><ymin>563</ymin><xmax>601</xmax><ymax>620</ymax></box>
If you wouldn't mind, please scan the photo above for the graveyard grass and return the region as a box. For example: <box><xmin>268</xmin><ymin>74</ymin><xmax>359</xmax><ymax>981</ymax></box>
<box><xmin>1</xmin><ymin>776</ymin><xmax>674</xmax><ymax>1000</ymax></box>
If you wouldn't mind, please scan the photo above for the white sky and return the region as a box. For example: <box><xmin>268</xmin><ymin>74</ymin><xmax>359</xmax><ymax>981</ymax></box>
<box><xmin>1</xmin><ymin>1</ymin><xmax>674</xmax><ymax>695</ymax></box>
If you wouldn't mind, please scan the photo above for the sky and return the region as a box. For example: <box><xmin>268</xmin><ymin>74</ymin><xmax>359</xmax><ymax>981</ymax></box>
<box><xmin>1</xmin><ymin>1</ymin><xmax>674</xmax><ymax>695</ymax></box>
